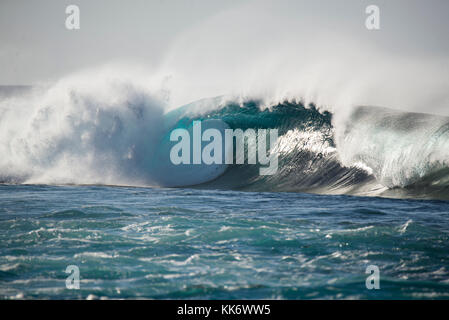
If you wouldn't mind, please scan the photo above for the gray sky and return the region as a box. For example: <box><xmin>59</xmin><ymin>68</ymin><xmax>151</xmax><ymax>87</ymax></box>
<box><xmin>0</xmin><ymin>0</ymin><xmax>244</xmax><ymax>84</ymax></box>
<box><xmin>0</xmin><ymin>0</ymin><xmax>448</xmax><ymax>86</ymax></box>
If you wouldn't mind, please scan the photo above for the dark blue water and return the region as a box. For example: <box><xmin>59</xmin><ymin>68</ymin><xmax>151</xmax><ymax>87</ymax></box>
<box><xmin>1</xmin><ymin>184</ymin><xmax>449</xmax><ymax>299</ymax></box>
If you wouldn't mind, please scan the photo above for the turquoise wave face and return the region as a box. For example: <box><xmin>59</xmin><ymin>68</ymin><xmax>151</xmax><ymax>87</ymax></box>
<box><xmin>149</xmin><ymin>119</ymin><xmax>230</xmax><ymax>187</ymax></box>
<box><xmin>1</xmin><ymin>184</ymin><xmax>449</xmax><ymax>299</ymax></box>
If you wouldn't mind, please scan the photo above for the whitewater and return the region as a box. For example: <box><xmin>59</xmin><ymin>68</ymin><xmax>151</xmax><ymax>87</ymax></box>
<box><xmin>0</xmin><ymin>76</ymin><xmax>448</xmax><ymax>200</ymax></box>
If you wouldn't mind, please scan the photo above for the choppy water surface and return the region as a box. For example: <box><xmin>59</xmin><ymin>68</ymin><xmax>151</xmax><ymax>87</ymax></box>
<box><xmin>1</xmin><ymin>184</ymin><xmax>448</xmax><ymax>299</ymax></box>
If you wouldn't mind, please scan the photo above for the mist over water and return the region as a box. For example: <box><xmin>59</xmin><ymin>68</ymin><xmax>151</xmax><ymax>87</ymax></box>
<box><xmin>160</xmin><ymin>0</ymin><xmax>449</xmax><ymax>116</ymax></box>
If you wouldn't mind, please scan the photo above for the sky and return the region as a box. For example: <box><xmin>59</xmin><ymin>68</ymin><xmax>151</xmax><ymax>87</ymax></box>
<box><xmin>0</xmin><ymin>0</ymin><xmax>448</xmax><ymax>114</ymax></box>
<box><xmin>0</xmin><ymin>0</ymin><xmax>244</xmax><ymax>84</ymax></box>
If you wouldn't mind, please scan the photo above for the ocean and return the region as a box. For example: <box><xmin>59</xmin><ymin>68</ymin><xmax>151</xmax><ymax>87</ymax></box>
<box><xmin>1</xmin><ymin>184</ymin><xmax>449</xmax><ymax>299</ymax></box>
<box><xmin>1</xmin><ymin>86</ymin><xmax>449</xmax><ymax>299</ymax></box>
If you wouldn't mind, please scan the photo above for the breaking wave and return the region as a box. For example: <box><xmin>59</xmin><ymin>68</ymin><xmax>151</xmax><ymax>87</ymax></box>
<box><xmin>1</xmin><ymin>77</ymin><xmax>449</xmax><ymax>200</ymax></box>
<box><xmin>166</xmin><ymin>98</ymin><xmax>449</xmax><ymax>199</ymax></box>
